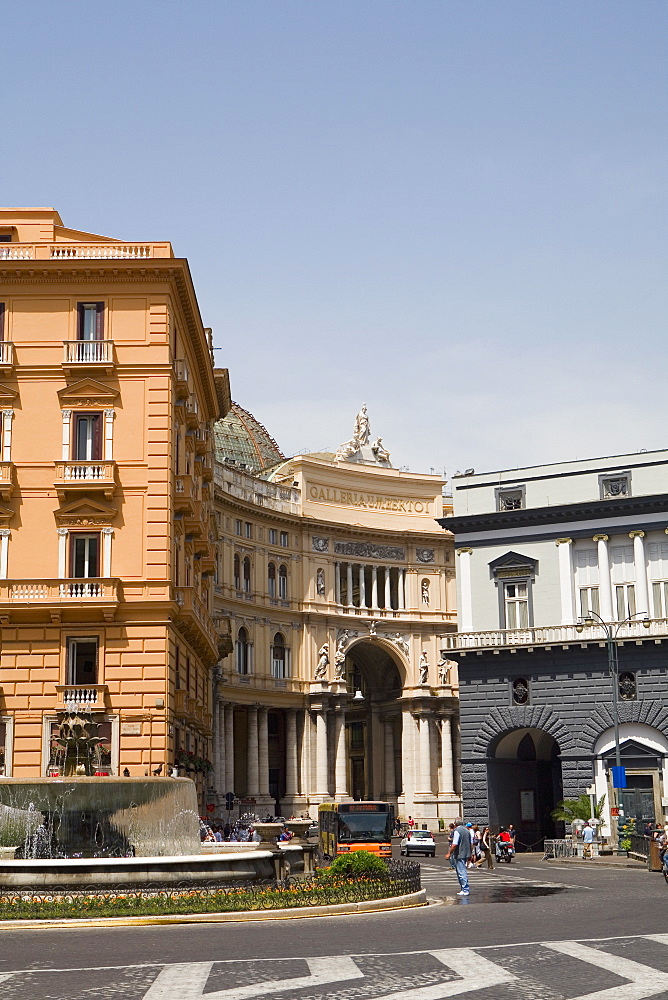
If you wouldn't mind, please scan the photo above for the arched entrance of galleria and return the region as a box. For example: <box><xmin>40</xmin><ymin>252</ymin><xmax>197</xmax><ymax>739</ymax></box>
<box><xmin>487</xmin><ymin>728</ymin><xmax>564</xmax><ymax>848</ymax></box>
<box><xmin>344</xmin><ymin>639</ymin><xmax>403</xmax><ymax>800</ymax></box>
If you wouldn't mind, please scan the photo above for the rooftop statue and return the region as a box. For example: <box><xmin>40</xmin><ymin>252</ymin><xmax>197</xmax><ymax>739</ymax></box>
<box><xmin>334</xmin><ymin>405</ymin><xmax>392</xmax><ymax>467</ymax></box>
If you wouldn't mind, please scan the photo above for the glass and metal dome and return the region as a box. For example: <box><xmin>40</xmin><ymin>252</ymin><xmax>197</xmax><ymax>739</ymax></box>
<box><xmin>213</xmin><ymin>402</ymin><xmax>285</xmax><ymax>474</ymax></box>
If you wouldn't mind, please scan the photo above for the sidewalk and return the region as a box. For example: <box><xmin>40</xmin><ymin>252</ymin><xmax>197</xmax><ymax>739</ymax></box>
<box><xmin>546</xmin><ymin>854</ymin><xmax>649</xmax><ymax>869</ymax></box>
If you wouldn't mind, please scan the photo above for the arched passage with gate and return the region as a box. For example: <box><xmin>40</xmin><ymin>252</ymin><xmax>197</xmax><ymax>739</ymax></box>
<box><xmin>487</xmin><ymin>727</ymin><xmax>564</xmax><ymax>848</ymax></box>
<box><xmin>344</xmin><ymin>639</ymin><xmax>404</xmax><ymax>801</ymax></box>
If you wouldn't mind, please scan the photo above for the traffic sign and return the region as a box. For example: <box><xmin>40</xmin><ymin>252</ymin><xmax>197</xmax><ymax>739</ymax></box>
<box><xmin>225</xmin><ymin>792</ymin><xmax>235</xmax><ymax>809</ymax></box>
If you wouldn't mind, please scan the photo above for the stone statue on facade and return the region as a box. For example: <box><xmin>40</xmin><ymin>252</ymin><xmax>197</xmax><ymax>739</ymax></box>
<box><xmin>418</xmin><ymin>650</ymin><xmax>429</xmax><ymax>685</ymax></box>
<box><xmin>316</xmin><ymin>568</ymin><xmax>325</xmax><ymax>596</ymax></box>
<box><xmin>421</xmin><ymin>579</ymin><xmax>430</xmax><ymax>605</ymax></box>
<box><xmin>314</xmin><ymin>643</ymin><xmax>329</xmax><ymax>681</ymax></box>
<box><xmin>353</xmin><ymin>403</ymin><xmax>371</xmax><ymax>447</ymax></box>
<box><xmin>371</xmin><ymin>437</ymin><xmax>390</xmax><ymax>463</ymax></box>
<box><xmin>368</xmin><ymin>619</ymin><xmax>378</xmax><ymax>636</ymax></box>
<box><xmin>437</xmin><ymin>651</ymin><xmax>452</xmax><ymax>686</ymax></box>
<box><xmin>334</xmin><ymin>438</ymin><xmax>357</xmax><ymax>463</ymax></box>
<box><xmin>334</xmin><ymin>630</ymin><xmax>349</xmax><ymax>680</ymax></box>
<box><xmin>392</xmin><ymin>633</ymin><xmax>410</xmax><ymax>657</ymax></box>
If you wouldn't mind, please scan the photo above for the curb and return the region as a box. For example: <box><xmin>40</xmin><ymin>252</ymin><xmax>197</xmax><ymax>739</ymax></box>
<box><xmin>0</xmin><ymin>889</ymin><xmax>428</xmax><ymax>930</ymax></box>
<box><xmin>545</xmin><ymin>858</ymin><xmax>648</xmax><ymax>870</ymax></box>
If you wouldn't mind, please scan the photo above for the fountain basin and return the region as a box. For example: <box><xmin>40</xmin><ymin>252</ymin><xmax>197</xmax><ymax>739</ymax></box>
<box><xmin>0</xmin><ymin>777</ymin><xmax>200</xmax><ymax>858</ymax></box>
<box><xmin>0</xmin><ymin>851</ymin><xmax>277</xmax><ymax>889</ymax></box>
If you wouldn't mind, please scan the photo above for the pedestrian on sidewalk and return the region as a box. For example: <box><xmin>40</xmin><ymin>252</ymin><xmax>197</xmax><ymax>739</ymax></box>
<box><xmin>477</xmin><ymin>826</ymin><xmax>494</xmax><ymax>870</ymax></box>
<box><xmin>582</xmin><ymin>821</ymin><xmax>594</xmax><ymax>859</ymax></box>
<box><xmin>444</xmin><ymin>817</ymin><xmax>472</xmax><ymax>896</ymax></box>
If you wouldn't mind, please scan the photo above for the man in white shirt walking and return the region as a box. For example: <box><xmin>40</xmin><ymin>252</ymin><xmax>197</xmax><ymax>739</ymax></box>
<box><xmin>444</xmin><ymin>817</ymin><xmax>472</xmax><ymax>895</ymax></box>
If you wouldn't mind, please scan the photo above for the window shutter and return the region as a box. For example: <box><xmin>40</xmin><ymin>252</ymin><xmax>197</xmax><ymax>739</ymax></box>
<box><xmin>92</xmin><ymin>413</ymin><xmax>102</xmax><ymax>460</ymax></box>
<box><xmin>95</xmin><ymin>303</ymin><xmax>104</xmax><ymax>340</ymax></box>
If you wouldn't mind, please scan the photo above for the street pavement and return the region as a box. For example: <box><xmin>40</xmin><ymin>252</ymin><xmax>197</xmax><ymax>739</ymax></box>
<box><xmin>1</xmin><ymin>852</ymin><xmax>667</xmax><ymax>999</ymax></box>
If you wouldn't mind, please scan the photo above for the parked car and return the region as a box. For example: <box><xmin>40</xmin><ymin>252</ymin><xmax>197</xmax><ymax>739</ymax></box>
<box><xmin>306</xmin><ymin>823</ymin><xmax>319</xmax><ymax>840</ymax></box>
<box><xmin>400</xmin><ymin>830</ymin><xmax>435</xmax><ymax>857</ymax></box>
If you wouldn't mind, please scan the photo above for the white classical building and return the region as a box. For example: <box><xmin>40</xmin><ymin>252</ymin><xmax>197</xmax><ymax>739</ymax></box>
<box><xmin>440</xmin><ymin>448</ymin><xmax>668</xmax><ymax>845</ymax></box>
<box><xmin>209</xmin><ymin>404</ymin><xmax>461</xmax><ymax>824</ymax></box>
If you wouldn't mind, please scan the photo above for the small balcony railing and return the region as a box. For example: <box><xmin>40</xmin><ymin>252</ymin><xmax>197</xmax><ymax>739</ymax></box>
<box><xmin>54</xmin><ymin>461</ymin><xmax>115</xmax><ymax>498</ymax></box>
<box><xmin>0</xmin><ymin>578</ymin><xmax>118</xmax><ymax>604</ymax></box>
<box><xmin>0</xmin><ymin>242</ymin><xmax>173</xmax><ymax>260</ymax></box>
<box><xmin>63</xmin><ymin>340</ymin><xmax>114</xmax><ymax>365</ymax></box>
<box><xmin>0</xmin><ymin>342</ymin><xmax>14</xmax><ymax>367</ymax></box>
<box><xmin>56</xmin><ymin>685</ymin><xmax>108</xmax><ymax>712</ymax></box>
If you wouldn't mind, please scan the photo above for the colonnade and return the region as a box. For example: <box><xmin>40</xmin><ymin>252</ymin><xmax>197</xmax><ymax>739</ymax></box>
<box><xmin>212</xmin><ymin>698</ymin><xmax>458</xmax><ymax>817</ymax></box>
<box><xmin>556</xmin><ymin>531</ymin><xmax>651</xmax><ymax>625</ymax></box>
<box><xmin>335</xmin><ymin>562</ymin><xmax>407</xmax><ymax>611</ymax></box>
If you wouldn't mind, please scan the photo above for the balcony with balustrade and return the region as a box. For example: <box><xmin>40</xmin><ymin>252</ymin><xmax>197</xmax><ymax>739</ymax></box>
<box><xmin>0</xmin><ymin>462</ymin><xmax>15</xmax><ymax>501</ymax></box>
<box><xmin>62</xmin><ymin>340</ymin><xmax>114</xmax><ymax>372</ymax></box>
<box><xmin>55</xmin><ymin>684</ymin><xmax>109</xmax><ymax>713</ymax></box>
<box><xmin>0</xmin><ymin>579</ymin><xmax>119</xmax><ymax>623</ymax></box>
<box><xmin>444</xmin><ymin>617</ymin><xmax>668</xmax><ymax>654</ymax></box>
<box><xmin>54</xmin><ymin>460</ymin><xmax>116</xmax><ymax>499</ymax></box>
<box><xmin>0</xmin><ymin>242</ymin><xmax>173</xmax><ymax>261</ymax></box>
<box><xmin>174</xmin><ymin>359</ymin><xmax>190</xmax><ymax>399</ymax></box>
<box><xmin>173</xmin><ymin>586</ymin><xmax>220</xmax><ymax>663</ymax></box>
<box><xmin>174</xmin><ymin>474</ymin><xmax>196</xmax><ymax>515</ymax></box>
<box><xmin>185</xmin><ymin>393</ymin><xmax>199</xmax><ymax>428</ymax></box>
<box><xmin>0</xmin><ymin>342</ymin><xmax>14</xmax><ymax>375</ymax></box>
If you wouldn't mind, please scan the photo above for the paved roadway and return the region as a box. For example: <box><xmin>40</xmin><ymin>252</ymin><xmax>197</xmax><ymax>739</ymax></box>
<box><xmin>1</xmin><ymin>851</ymin><xmax>668</xmax><ymax>999</ymax></box>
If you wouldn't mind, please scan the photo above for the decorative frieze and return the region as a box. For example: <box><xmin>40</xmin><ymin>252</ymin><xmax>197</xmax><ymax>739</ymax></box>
<box><xmin>312</xmin><ymin>536</ymin><xmax>329</xmax><ymax>553</ymax></box>
<box><xmin>334</xmin><ymin>540</ymin><xmax>405</xmax><ymax>561</ymax></box>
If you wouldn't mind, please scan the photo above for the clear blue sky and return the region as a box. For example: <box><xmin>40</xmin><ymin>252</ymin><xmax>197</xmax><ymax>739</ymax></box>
<box><xmin>3</xmin><ymin>1</ymin><xmax>666</xmax><ymax>477</ymax></box>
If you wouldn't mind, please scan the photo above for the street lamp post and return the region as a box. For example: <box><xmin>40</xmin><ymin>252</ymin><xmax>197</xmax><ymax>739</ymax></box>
<box><xmin>576</xmin><ymin>610</ymin><xmax>650</xmax><ymax>854</ymax></box>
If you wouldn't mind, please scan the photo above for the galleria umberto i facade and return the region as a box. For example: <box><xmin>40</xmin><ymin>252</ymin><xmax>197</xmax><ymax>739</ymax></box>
<box><xmin>212</xmin><ymin>405</ymin><xmax>461</xmax><ymax>822</ymax></box>
<box><xmin>0</xmin><ymin>208</ymin><xmax>461</xmax><ymax>826</ymax></box>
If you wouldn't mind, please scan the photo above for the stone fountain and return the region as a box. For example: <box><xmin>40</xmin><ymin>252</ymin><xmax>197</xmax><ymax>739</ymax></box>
<box><xmin>0</xmin><ymin>709</ymin><xmax>282</xmax><ymax>888</ymax></box>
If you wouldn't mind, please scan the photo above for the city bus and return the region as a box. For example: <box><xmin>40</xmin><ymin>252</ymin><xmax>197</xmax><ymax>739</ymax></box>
<box><xmin>318</xmin><ymin>801</ymin><xmax>394</xmax><ymax>860</ymax></box>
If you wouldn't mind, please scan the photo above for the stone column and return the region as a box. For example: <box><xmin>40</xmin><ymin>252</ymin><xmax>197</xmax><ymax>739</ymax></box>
<box><xmin>285</xmin><ymin>708</ymin><xmax>298</xmax><ymax>797</ymax></box>
<box><xmin>224</xmin><ymin>704</ymin><xmax>235</xmax><ymax>793</ymax></box>
<box><xmin>398</xmin><ymin>569</ymin><xmax>406</xmax><ymax>611</ymax></box>
<box><xmin>334</xmin><ymin>709</ymin><xmax>347</xmax><ymax>796</ymax></box>
<box><xmin>556</xmin><ymin>538</ymin><xmax>575</xmax><ymax>625</ymax></box>
<box><xmin>315</xmin><ymin>710</ymin><xmax>329</xmax><ymax>795</ymax></box>
<box><xmin>400</xmin><ymin>706</ymin><xmax>414</xmax><ymax>805</ymax></box>
<box><xmin>371</xmin><ymin>565</ymin><xmax>378</xmax><ymax>609</ymax></box>
<box><xmin>335</xmin><ymin>562</ymin><xmax>341</xmax><ymax>604</ymax></box>
<box><xmin>214</xmin><ymin>699</ymin><xmax>224</xmax><ymax>792</ymax></box>
<box><xmin>346</xmin><ymin>563</ymin><xmax>353</xmax><ymax>607</ymax></box>
<box><xmin>439</xmin><ymin>716</ymin><xmax>455</xmax><ymax>794</ymax></box>
<box><xmin>246</xmin><ymin>705</ymin><xmax>259</xmax><ymax>797</ymax></box>
<box><xmin>417</xmin><ymin>714</ymin><xmax>432</xmax><ymax>794</ymax></box>
<box><xmin>594</xmin><ymin>534</ymin><xmax>614</xmax><ymax>621</ymax></box>
<box><xmin>384</xmin><ymin>719</ymin><xmax>395</xmax><ymax>797</ymax></box>
<box><xmin>359</xmin><ymin>564</ymin><xmax>366</xmax><ymax>609</ymax></box>
<box><xmin>457</xmin><ymin>548</ymin><xmax>473</xmax><ymax>630</ymax></box>
<box><xmin>385</xmin><ymin>568</ymin><xmax>392</xmax><ymax>610</ymax></box>
<box><xmin>630</xmin><ymin>531</ymin><xmax>650</xmax><ymax>617</ymax></box>
<box><xmin>0</xmin><ymin>528</ymin><xmax>10</xmax><ymax>580</ymax></box>
<box><xmin>258</xmin><ymin>707</ymin><xmax>269</xmax><ymax>797</ymax></box>
<box><xmin>1</xmin><ymin>409</ymin><xmax>13</xmax><ymax>462</ymax></box>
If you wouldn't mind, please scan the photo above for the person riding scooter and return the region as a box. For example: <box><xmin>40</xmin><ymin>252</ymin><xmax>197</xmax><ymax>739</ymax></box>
<box><xmin>495</xmin><ymin>826</ymin><xmax>515</xmax><ymax>863</ymax></box>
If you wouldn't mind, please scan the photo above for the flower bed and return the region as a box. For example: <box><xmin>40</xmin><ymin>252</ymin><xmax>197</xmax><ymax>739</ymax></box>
<box><xmin>0</xmin><ymin>858</ymin><xmax>421</xmax><ymax>920</ymax></box>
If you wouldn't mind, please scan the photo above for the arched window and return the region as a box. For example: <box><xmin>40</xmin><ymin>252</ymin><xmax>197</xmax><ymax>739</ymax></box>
<box><xmin>271</xmin><ymin>631</ymin><xmax>291</xmax><ymax>679</ymax></box>
<box><xmin>278</xmin><ymin>563</ymin><xmax>288</xmax><ymax>600</ymax></box>
<box><xmin>233</xmin><ymin>554</ymin><xmax>240</xmax><ymax>590</ymax></box>
<box><xmin>236</xmin><ymin>626</ymin><xmax>251</xmax><ymax>675</ymax></box>
<box><xmin>268</xmin><ymin>561</ymin><xmax>276</xmax><ymax>599</ymax></box>
<box><xmin>243</xmin><ymin>556</ymin><xmax>251</xmax><ymax>594</ymax></box>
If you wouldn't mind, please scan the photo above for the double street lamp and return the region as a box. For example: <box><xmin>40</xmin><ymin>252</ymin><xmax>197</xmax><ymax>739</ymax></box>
<box><xmin>576</xmin><ymin>610</ymin><xmax>651</xmax><ymax>853</ymax></box>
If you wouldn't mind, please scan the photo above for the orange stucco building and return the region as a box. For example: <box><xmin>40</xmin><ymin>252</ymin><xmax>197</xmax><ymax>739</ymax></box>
<box><xmin>0</xmin><ymin>209</ymin><xmax>231</xmax><ymax>801</ymax></box>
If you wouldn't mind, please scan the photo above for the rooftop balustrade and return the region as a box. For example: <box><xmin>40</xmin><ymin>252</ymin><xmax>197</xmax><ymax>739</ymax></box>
<box><xmin>0</xmin><ymin>242</ymin><xmax>173</xmax><ymax>260</ymax></box>
<box><xmin>445</xmin><ymin>617</ymin><xmax>668</xmax><ymax>651</ymax></box>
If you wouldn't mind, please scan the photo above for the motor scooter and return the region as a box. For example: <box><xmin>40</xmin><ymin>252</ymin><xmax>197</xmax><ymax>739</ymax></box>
<box><xmin>495</xmin><ymin>841</ymin><xmax>515</xmax><ymax>863</ymax></box>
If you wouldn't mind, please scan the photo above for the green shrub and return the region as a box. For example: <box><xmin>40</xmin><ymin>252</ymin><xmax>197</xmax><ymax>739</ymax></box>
<box><xmin>320</xmin><ymin>850</ymin><xmax>389</xmax><ymax>881</ymax></box>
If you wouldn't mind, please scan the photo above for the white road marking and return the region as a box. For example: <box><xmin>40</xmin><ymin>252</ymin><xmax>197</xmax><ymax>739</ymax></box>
<box><xmin>544</xmin><ymin>941</ymin><xmax>668</xmax><ymax>999</ymax></box>
<box><xmin>365</xmin><ymin>948</ymin><xmax>516</xmax><ymax>999</ymax></box>
<box><xmin>142</xmin><ymin>956</ymin><xmax>363</xmax><ymax>1000</ymax></box>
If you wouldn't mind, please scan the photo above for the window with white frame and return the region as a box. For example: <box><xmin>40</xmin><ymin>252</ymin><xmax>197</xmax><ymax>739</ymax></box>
<box><xmin>243</xmin><ymin>556</ymin><xmax>252</xmax><ymax>593</ymax></box>
<box><xmin>70</xmin><ymin>533</ymin><xmax>100</xmax><ymax>578</ymax></box>
<box><xmin>268</xmin><ymin>561</ymin><xmax>276</xmax><ymax>598</ymax></box>
<box><xmin>244</xmin><ymin>521</ymin><xmax>252</xmax><ymax>539</ymax></box>
<box><xmin>648</xmin><ymin>542</ymin><xmax>668</xmax><ymax>619</ymax></box>
<box><xmin>0</xmin><ymin>718</ymin><xmax>10</xmax><ymax>775</ymax></box>
<box><xmin>575</xmin><ymin>548</ymin><xmax>599</xmax><ymax>618</ymax></box>
<box><xmin>77</xmin><ymin>302</ymin><xmax>104</xmax><ymax>341</ymax></box>
<box><xmin>269</xmin><ymin>529</ymin><xmax>277</xmax><ymax>545</ymax></box>
<box><xmin>271</xmin><ymin>632</ymin><xmax>291</xmax><ymax>679</ymax></box>
<box><xmin>503</xmin><ymin>582</ymin><xmax>528</xmax><ymax>629</ymax></box>
<box><xmin>278</xmin><ymin>563</ymin><xmax>288</xmax><ymax>600</ymax></box>
<box><xmin>280</xmin><ymin>531</ymin><xmax>289</xmax><ymax>547</ymax></box>
<box><xmin>235</xmin><ymin>626</ymin><xmax>252</xmax><ymax>674</ymax></box>
<box><xmin>611</xmin><ymin>544</ymin><xmax>635</xmax><ymax>620</ymax></box>
<box><xmin>235</xmin><ymin>519</ymin><xmax>242</xmax><ymax>536</ymax></box>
